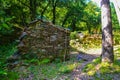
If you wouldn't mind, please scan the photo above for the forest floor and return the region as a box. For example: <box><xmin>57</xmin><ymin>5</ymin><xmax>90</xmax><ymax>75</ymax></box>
<box><xmin>13</xmin><ymin>45</ymin><xmax>120</xmax><ymax>80</ymax></box>
<box><xmin>0</xmin><ymin>43</ymin><xmax>120</xmax><ymax>80</ymax></box>
<box><xmin>67</xmin><ymin>51</ymin><xmax>100</xmax><ymax>80</ymax></box>
<box><xmin>13</xmin><ymin>47</ymin><xmax>101</xmax><ymax>80</ymax></box>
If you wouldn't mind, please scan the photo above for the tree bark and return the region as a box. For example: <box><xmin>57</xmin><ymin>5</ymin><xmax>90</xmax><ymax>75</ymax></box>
<box><xmin>101</xmin><ymin>0</ymin><xmax>114</xmax><ymax>63</ymax></box>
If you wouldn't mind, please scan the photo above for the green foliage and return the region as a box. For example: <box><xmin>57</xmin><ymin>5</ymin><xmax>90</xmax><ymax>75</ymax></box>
<box><xmin>26</xmin><ymin>59</ymin><xmax>39</xmax><ymax>64</ymax></box>
<box><xmin>54</xmin><ymin>58</ymin><xmax>61</xmax><ymax>63</ymax></box>
<box><xmin>83</xmin><ymin>51</ymin><xmax>120</xmax><ymax>79</ymax></box>
<box><xmin>40</xmin><ymin>58</ymin><xmax>51</xmax><ymax>64</ymax></box>
<box><xmin>0</xmin><ymin>0</ymin><xmax>16</xmax><ymax>35</ymax></box>
<box><xmin>0</xmin><ymin>16</ymin><xmax>15</xmax><ymax>34</ymax></box>
<box><xmin>0</xmin><ymin>43</ymin><xmax>18</xmax><ymax>79</ymax></box>
<box><xmin>0</xmin><ymin>0</ymin><xmax>119</xmax><ymax>37</ymax></box>
<box><xmin>82</xmin><ymin>1</ymin><xmax>101</xmax><ymax>33</ymax></box>
<box><xmin>0</xmin><ymin>68</ymin><xmax>7</xmax><ymax>76</ymax></box>
<box><xmin>83</xmin><ymin>57</ymin><xmax>101</xmax><ymax>72</ymax></box>
<box><xmin>70</xmin><ymin>31</ymin><xmax>78</xmax><ymax>39</ymax></box>
<box><xmin>59</xmin><ymin>63</ymin><xmax>77</xmax><ymax>73</ymax></box>
<box><xmin>114</xmin><ymin>31</ymin><xmax>120</xmax><ymax>45</ymax></box>
<box><xmin>0</xmin><ymin>43</ymin><xmax>17</xmax><ymax>60</ymax></box>
<box><xmin>15</xmin><ymin>59</ymin><xmax>81</xmax><ymax>79</ymax></box>
<box><xmin>92</xmin><ymin>57</ymin><xmax>101</xmax><ymax>64</ymax></box>
<box><xmin>70</xmin><ymin>34</ymin><xmax>101</xmax><ymax>51</ymax></box>
<box><xmin>1</xmin><ymin>71</ymin><xmax>19</xmax><ymax>80</ymax></box>
<box><xmin>24</xmin><ymin>58</ymin><xmax>51</xmax><ymax>65</ymax></box>
<box><xmin>0</xmin><ymin>0</ymin><xmax>103</xmax><ymax>38</ymax></box>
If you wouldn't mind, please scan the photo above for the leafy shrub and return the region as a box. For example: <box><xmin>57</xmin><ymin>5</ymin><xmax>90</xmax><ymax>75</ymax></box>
<box><xmin>54</xmin><ymin>58</ymin><xmax>61</xmax><ymax>63</ymax></box>
<box><xmin>40</xmin><ymin>58</ymin><xmax>51</xmax><ymax>64</ymax></box>
<box><xmin>24</xmin><ymin>58</ymin><xmax>51</xmax><ymax>65</ymax></box>
<box><xmin>0</xmin><ymin>42</ymin><xmax>18</xmax><ymax>80</ymax></box>
<box><xmin>1</xmin><ymin>71</ymin><xmax>19</xmax><ymax>80</ymax></box>
<box><xmin>0</xmin><ymin>16</ymin><xmax>15</xmax><ymax>35</ymax></box>
<box><xmin>0</xmin><ymin>69</ymin><xmax>7</xmax><ymax>76</ymax></box>
<box><xmin>70</xmin><ymin>31</ymin><xmax>78</xmax><ymax>39</ymax></box>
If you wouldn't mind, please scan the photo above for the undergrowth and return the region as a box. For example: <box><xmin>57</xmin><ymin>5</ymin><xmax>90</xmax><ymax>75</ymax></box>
<box><xmin>0</xmin><ymin>31</ymin><xmax>120</xmax><ymax>80</ymax></box>
<box><xmin>0</xmin><ymin>42</ymin><xmax>19</xmax><ymax>80</ymax></box>
<box><xmin>114</xmin><ymin>31</ymin><xmax>120</xmax><ymax>45</ymax></box>
<box><xmin>14</xmin><ymin>60</ymin><xmax>81</xmax><ymax>79</ymax></box>
<box><xmin>70</xmin><ymin>32</ymin><xmax>101</xmax><ymax>51</ymax></box>
<box><xmin>83</xmin><ymin>48</ymin><xmax>120</xmax><ymax>80</ymax></box>
<box><xmin>70</xmin><ymin>31</ymin><xmax>120</xmax><ymax>51</ymax></box>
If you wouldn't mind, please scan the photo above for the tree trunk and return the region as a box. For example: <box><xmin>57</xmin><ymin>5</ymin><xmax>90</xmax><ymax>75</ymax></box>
<box><xmin>51</xmin><ymin>0</ymin><xmax>58</xmax><ymax>24</ymax></box>
<box><xmin>71</xmin><ymin>19</ymin><xmax>76</xmax><ymax>31</ymax></box>
<box><xmin>30</xmin><ymin>0</ymin><xmax>37</xmax><ymax>20</ymax></box>
<box><xmin>52</xmin><ymin>5</ymin><xmax>56</xmax><ymax>24</ymax></box>
<box><xmin>86</xmin><ymin>22</ymin><xmax>91</xmax><ymax>34</ymax></box>
<box><xmin>101</xmin><ymin>0</ymin><xmax>114</xmax><ymax>63</ymax></box>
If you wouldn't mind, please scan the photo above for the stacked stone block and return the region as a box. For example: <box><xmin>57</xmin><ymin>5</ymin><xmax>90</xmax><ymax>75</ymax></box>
<box><xmin>18</xmin><ymin>20</ymin><xmax>70</xmax><ymax>60</ymax></box>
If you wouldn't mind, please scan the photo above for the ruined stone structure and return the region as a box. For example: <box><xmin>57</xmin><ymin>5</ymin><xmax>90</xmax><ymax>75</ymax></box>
<box><xmin>18</xmin><ymin>19</ymin><xmax>70</xmax><ymax>61</ymax></box>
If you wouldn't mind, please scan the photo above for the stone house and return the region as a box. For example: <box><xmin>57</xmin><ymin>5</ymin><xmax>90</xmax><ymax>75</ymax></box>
<box><xmin>17</xmin><ymin>19</ymin><xmax>70</xmax><ymax>61</ymax></box>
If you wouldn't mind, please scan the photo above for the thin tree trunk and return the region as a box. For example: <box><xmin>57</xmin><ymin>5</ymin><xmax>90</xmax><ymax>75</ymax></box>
<box><xmin>62</xmin><ymin>13</ymin><xmax>71</xmax><ymax>27</ymax></box>
<box><xmin>30</xmin><ymin>0</ymin><xmax>37</xmax><ymax>20</ymax></box>
<box><xmin>101</xmin><ymin>0</ymin><xmax>114</xmax><ymax>63</ymax></box>
<box><xmin>112</xmin><ymin>0</ymin><xmax>120</xmax><ymax>25</ymax></box>
<box><xmin>52</xmin><ymin>5</ymin><xmax>56</xmax><ymax>24</ymax></box>
<box><xmin>51</xmin><ymin>0</ymin><xmax>58</xmax><ymax>24</ymax></box>
<box><xmin>86</xmin><ymin>22</ymin><xmax>91</xmax><ymax>34</ymax></box>
<box><xmin>41</xmin><ymin>1</ymin><xmax>50</xmax><ymax>19</ymax></box>
<box><xmin>71</xmin><ymin>19</ymin><xmax>76</xmax><ymax>31</ymax></box>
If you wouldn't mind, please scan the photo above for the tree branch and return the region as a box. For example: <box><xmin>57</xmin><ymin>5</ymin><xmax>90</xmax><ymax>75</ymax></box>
<box><xmin>18</xmin><ymin>0</ymin><xmax>30</xmax><ymax>9</ymax></box>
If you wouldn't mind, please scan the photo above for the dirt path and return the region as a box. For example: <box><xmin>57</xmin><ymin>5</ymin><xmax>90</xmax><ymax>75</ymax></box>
<box><xmin>69</xmin><ymin>51</ymin><xmax>100</xmax><ymax>80</ymax></box>
<box><xmin>69</xmin><ymin>45</ymin><xmax>120</xmax><ymax>80</ymax></box>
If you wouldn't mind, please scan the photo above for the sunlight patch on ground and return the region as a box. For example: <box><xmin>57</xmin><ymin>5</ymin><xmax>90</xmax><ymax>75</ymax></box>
<box><xmin>71</xmin><ymin>45</ymin><xmax>120</xmax><ymax>56</ymax></box>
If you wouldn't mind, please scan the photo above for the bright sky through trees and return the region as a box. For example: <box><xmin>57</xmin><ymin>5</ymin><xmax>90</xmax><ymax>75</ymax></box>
<box><xmin>112</xmin><ymin>0</ymin><xmax>120</xmax><ymax>25</ymax></box>
<box><xmin>92</xmin><ymin>0</ymin><xmax>120</xmax><ymax>25</ymax></box>
<box><xmin>92</xmin><ymin>0</ymin><xmax>101</xmax><ymax>7</ymax></box>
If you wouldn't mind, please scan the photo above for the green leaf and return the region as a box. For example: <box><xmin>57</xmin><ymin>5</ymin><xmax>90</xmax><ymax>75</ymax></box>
<box><xmin>0</xmin><ymin>70</ymin><xmax>7</xmax><ymax>75</ymax></box>
<box><xmin>2</xmin><ymin>23</ymin><xmax>9</xmax><ymax>29</ymax></box>
<box><xmin>5</xmin><ymin>17</ymin><xmax>13</xmax><ymax>22</ymax></box>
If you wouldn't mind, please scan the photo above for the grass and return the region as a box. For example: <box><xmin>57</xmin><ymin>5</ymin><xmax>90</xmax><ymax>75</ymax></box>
<box><xmin>113</xmin><ymin>31</ymin><xmax>120</xmax><ymax>45</ymax></box>
<box><xmin>83</xmin><ymin>47</ymin><xmax>120</xmax><ymax>80</ymax></box>
<box><xmin>14</xmin><ymin>60</ymin><xmax>81</xmax><ymax>80</ymax></box>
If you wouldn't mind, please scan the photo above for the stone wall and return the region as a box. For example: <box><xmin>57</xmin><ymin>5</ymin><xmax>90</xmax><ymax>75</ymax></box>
<box><xmin>18</xmin><ymin>20</ymin><xmax>70</xmax><ymax>61</ymax></box>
